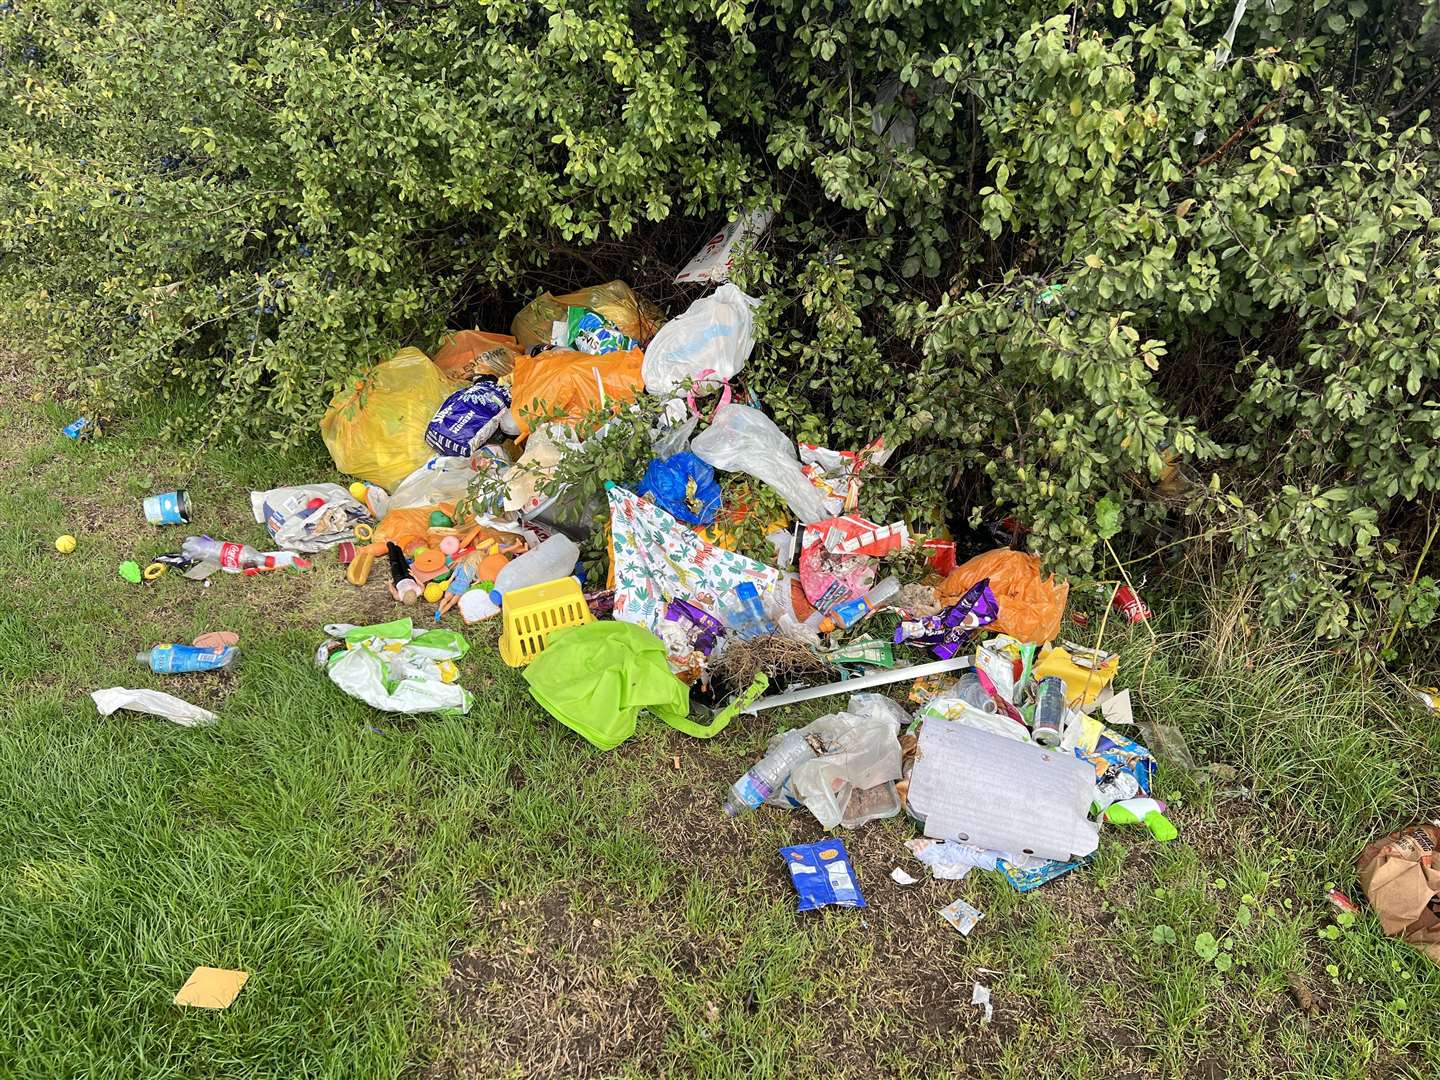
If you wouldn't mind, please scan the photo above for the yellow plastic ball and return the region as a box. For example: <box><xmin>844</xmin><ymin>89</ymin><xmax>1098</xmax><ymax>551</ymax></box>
<box><xmin>55</xmin><ymin>534</ymin><xmax>77</xmax><ymax>554</ymax></box>
<box><xmin>423</xmin><ymin>581</ymin><xmax>446</xmax><ymax>604</ymax></box>
<box><xmin>348</xmin><ymin>481</ymin><xmax>368</xmax><ymax>501</ymax></box>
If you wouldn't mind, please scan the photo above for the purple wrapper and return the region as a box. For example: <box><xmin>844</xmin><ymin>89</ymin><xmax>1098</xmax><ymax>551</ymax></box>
<box><xmin>665</xmin><ymin>598</ymin><xmax>725</xmax><ymax>656</ymax></box>
<box><xmin>893</xmin><ymin>579</ymin><xmax>999</xmax><ymax>658</ymax></box>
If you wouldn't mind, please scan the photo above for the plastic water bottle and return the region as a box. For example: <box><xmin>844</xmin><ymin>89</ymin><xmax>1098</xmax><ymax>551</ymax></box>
<box><xmin>489</xmin><ymin>534</ymin><xmax>580</xmax><ymax>603</ymax></box>
<box><xmin>723</xmin><ymin>729</ymin><xmax>816</xmax><ymax>816</ymax></box>
<box><xmin>722</xmin><ymin>582</ymin><xmax>776</xmax><ymax>640</ymax></box>
<box><xmin>182</xmin><ymin>536</ymin><xmax>267</xmax><ymax>572</ymax></box>
<box><xmin>950</xmin><ymin>672</ymin><xmax>997</xmax><ymax>714</ymax></box>
<box><xmin>137</xmin><ymin>643</ymin><xmax>237</xmax><ymax>673</ymax></box>
<box><xmin>818</xmin><ymin>576</ymin><xmax>899</xmax><ymax>633</ymax></box>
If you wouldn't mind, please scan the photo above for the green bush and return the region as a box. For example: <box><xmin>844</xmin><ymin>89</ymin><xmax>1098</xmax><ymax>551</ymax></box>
<box><xmin>2</xmin><ymin>0</ymin><xmax>1437</xmax><ymax>643</ymax></box>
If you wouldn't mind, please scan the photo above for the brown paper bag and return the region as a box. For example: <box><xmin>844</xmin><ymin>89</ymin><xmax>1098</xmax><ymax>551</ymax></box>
<box><xmin>1356</xmin><ymin>822</ymin><xmax>1440</xmax><ymax>966</ymax></box>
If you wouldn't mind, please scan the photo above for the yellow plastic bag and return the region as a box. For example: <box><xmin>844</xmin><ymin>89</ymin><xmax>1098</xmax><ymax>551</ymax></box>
<box><xmin>320</xmin><ymin>348</ymin><xmax>459</xmax><ymax>490</ymax></box>
<box><xmin>938</xmin><ymin>548</ymin><xmax>1068</xmax><ymax>644</ymax></box>
<box><xmin>510</xmin><ymin>281</ymin><xmax>663</xmax><ymax>350</ymax></box>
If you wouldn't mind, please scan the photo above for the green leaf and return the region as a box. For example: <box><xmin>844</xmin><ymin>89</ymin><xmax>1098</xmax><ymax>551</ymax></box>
<box><xmin>1151</xmin><ymin>924</ymin><xmax>1177</xmax><ymax>945</ymax></box>
<box><xmin>1095</xmin><ymin>496</ymin><xmax>1123</xmax><ymax>540</ymax></box>
<box><xmin>1194</xmin><ymin>932</ymin><xmax>1220</xmax><ymax>961</ymax></box>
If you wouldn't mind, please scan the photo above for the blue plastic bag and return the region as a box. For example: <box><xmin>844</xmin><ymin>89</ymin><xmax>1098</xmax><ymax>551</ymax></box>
<box><xmin>426</xmin><ymin>381</ymin><xmax>512</xmax><ymax>457</ymax></box>
<box><xmin>780</xmin><ymin>839</ymin><xmax>866</xmax><ymax>912</ymax></box>
<box><xmin>638</xmin><ymin>451</ymin><xmax>721</xmax><ymax>525</ymax></box>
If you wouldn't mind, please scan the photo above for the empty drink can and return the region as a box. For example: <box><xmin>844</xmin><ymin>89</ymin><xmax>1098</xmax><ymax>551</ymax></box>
<box><xmin>143</xmin><ymin>490</ymin><xmax>191</xmax><ymax>525</ymax></box>
<box><xmin>1031</xmin><ymin>675</ymin><xmax>1066</xmax><ymax>748</ymax></box>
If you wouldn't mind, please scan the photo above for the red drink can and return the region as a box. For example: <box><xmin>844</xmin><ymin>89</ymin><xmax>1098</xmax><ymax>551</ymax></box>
<box><xmin>1113</xmin><ymin>584</ymin><xmax>1152</xmax><ymax>623</ymax></box>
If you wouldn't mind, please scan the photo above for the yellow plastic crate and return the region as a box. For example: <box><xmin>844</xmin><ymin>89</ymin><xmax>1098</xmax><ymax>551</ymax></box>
<box><xmin>498</xmin><ymin>577</ymin><xmax>593</xmax><ymax>667</ymax></box>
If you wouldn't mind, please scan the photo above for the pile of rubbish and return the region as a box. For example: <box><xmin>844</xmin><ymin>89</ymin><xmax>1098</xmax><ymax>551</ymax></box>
<box><xmin>94</xmin><ymin>245</ymin><xmax>1440</xmax><ymax>973</ymax></box>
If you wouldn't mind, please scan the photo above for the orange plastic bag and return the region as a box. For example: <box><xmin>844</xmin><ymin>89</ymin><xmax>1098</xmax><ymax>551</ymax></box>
<box><xmin>510</xmin><ymin>281</ymin><xmax>662</xmax><ymax>350</ymax></box>
<box><xmin>509</xmin><ymin>347</ymin><xmax>645</xmax><ymax>438</ymax></box>
<box><xmin>371</xmin><ymin>504</ymin><xmax>459</xmax><ymax>549</ymax></box>
<box><xmin>938</xmin><ymin>548</ymin><xmax>1068</xmax><ymax>644</ymax></box>
<box><xmin>320</xmin><ymin>348</ymin><xmax>460</xmax><ymax>491</ymax></box>
<box><xmin>432</xmin><ymin>330</ymin><xmax>520</xmax><ymax>381</ymax></box>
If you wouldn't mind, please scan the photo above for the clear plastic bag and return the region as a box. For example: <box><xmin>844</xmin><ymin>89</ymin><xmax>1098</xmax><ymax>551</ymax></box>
<box><xmin>691</xmin><ymin>404</ymin><xmax>828</xmax><ymax>523</ymax></box>
<box><xmin>772</xmin><ymin>693</ymin><xmax>907</xmax><ymax>829</ymax></box>
<box><xmin>373</xmin><ymin>456</ymin><xmax>476</xmax><ymax>516</ymax></box>
<box><xmin>641</xmin><ymin>284</ymin><xmax>760</xmax><ymax>397</ymax></box>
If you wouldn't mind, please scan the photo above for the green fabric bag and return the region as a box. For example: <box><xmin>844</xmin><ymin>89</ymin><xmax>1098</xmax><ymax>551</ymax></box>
<box><xmin>522</xmin><ymin>621</ymin><xmax>731</xmax><ymax>750</ymax></box>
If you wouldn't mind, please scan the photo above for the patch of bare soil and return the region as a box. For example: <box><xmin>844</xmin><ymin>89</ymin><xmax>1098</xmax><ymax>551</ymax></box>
<box><xmin>422</xmin><ymin>895</ymin><xmax>671</xmax><ymax>1080</ymax></box>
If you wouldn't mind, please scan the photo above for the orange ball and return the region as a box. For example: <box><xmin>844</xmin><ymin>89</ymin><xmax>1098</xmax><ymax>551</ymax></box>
<box><xmin>477</xmin><ymin>553</ymin><xmax>510</xmax><ymax>583</ymax></box>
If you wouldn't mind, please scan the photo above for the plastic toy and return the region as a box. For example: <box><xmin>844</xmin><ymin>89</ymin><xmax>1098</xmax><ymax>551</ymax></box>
<box><xmin>1103</xmin><ymin>797</ymin><xmax>1178</xmax><ymax>842</ymax></box>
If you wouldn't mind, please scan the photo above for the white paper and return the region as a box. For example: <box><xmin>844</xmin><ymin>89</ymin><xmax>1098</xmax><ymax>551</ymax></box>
<box><xmin>1100</xmin><ymin>687</ymin><xmax>1134</xmax><ymax>726</ymax></box>
<box><xmin>971</xmin><ymin>982</ymin><xmax>993</xmax><ymax>1023</ymax></box>
<box><xmin>91</xmin><ymin>688</ymin><xmax>217</xmax><ymax>728</ymax></box>
<box><xmin>889</xmin><ymin>867</ymin><xmax>919</xmax><ymax>887</ymax></box>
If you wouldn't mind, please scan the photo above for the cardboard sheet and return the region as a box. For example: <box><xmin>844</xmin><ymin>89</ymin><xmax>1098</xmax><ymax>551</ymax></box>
<box><xmin>907</xmin><ymin>721</ymin><xmax>1099</xmax><ymax>862</ymax></box>
<box><xmin>174</xmin><ymin>967</ymin><xmax>249</xmax><ymax>1009</ymax></box>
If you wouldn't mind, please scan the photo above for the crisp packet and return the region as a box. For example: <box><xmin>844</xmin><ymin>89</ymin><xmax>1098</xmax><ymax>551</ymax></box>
<box><xmin>939</xmin><ymin>898</ymin><xmax>984</xmax><ymax>936</ymax></box>
<box><xmin>893</xmin><ymin>580</ymin><xmax>1000</xmax><ymax>659</ymax></box>
<box><xmin>1077</xmin><ymin>727</ymin><xmax>1155</xmax><ymax>808</ymax></box>
<box><xmin>998</xmin><ymin>854</ymin><xmax>1091</xmax><ymax>893</ymax></box>
<box><xmin>664</xmin><ymin>598</ymin><xmax>724</xmax><ymax>656</ymax></box>
<box><xmin>562</xmin><ymin>306</ymin><xmax>638</xmax><ymax>355</ymax></box>
<box><xmin>780</xmin><ymin>839</ymin><xmax>866</xmax><ymax>912</ymax></box>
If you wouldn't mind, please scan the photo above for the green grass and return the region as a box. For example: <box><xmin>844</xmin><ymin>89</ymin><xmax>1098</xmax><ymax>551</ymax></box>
<box><xmin>1</xmin><ymin>385</ymin><xmax>1438</xmax><ymax>1079</ymax></box>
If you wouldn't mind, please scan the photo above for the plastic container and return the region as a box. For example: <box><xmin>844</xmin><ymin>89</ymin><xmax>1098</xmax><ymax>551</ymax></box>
<box><xmin>723</xmin><ymin>729</ymin><xmax>816</xmax><ymax>816</ymax></box>
<box><xmin>498</xmin><ymin>577</ymin><xmax>593</xmax><ymax>666</ymax></box>
<box><xmin>722</xmin><ymin>581</ymin><xmax>776</xmax><ymax>640</ymax></box>
<box><xmin>137</xmin><ymin>643</ymin><xmax>236</xmax><ymax>673</ymax></box>
<box><xmin>181</xmin><ymin>536</ymin><xmax>267</xmax><ymax>572</ymax></box>
<box><xmin>489</xmin><ymin>534</ymin><xmax>580</xmax><ymax>604</ymax></box>
<box><xmin>1031</xmin><ymin>675</ymin><xmax>1066</xmax><ymax>747</ymax></box>
<box><xmin>143</xmin><ymin>490</ymin><xmax>191</xmax><ymax>525</ymax></box>
<box><xmin>818</xmin><ymin>575</ymin><xmax>899</xmax><ymax>633</ymax></box>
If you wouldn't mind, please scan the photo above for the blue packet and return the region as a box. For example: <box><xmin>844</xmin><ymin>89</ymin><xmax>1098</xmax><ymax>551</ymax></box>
<box><xmin>998</xmin><ymin>854</ymin><xmax>1091</xmax><ymax>893</ymax></box>
<box><xmin>779</xmin><ymin>839</ymin><xmax>866</xmax><ymax>912</ymax></box>
<box><xmin>426</xmin><ymin>381</ymin><xmax>511</xmax><ymax>456</ymax></box>
<box><xmin>1077</xmin><ymin>728</ymin><xmax>1156</xmax><ymax>804</ymax></box>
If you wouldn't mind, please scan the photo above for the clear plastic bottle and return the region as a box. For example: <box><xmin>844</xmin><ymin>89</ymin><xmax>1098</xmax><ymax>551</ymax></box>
<box><xmin>818</xmin><ymin>575</ymin><xmax>900</xmax><ymax>633</ymax></box>
<box><xmin>723</xmin><ymin>729</ymin><xmax>816</xmax><ymax>816</ymax></box>
<box><xmin>723</xmin><ymin>581</ymin><xmax>776</xmax><ymax>640</ymax></box>
<box><xmin>137</xmin><ymin>643</ymin><xmax>237</xmax><ymax>673</ymax></box>
<box><xmin>181</xmin><ymin>536</ymin><xmax>268</xmax><ymax>572</ymax></box>
<box><xmin>950</xmin><ymin>672</ymin><xmax>997</xmax><ymax>714</ymax></box>
<box><xmin>489</xmin><ymin>533</ymin><xmax>580</xmax><ymax>603</ymax></box>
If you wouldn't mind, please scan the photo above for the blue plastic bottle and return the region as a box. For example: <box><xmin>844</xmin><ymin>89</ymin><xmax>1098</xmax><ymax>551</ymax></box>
<box><xmin>724</xmin><ymin>582</ymin><xmax>776</xmax><ymax>640</ymax></box>
<box><xmin>137</xmin><ymin>644</ymin><xmax>237</xmax><ymax>673</ymax></box>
